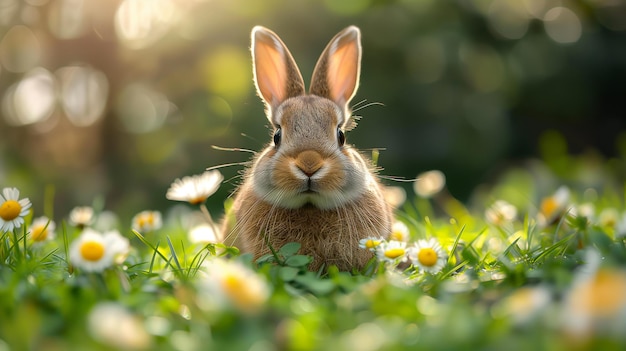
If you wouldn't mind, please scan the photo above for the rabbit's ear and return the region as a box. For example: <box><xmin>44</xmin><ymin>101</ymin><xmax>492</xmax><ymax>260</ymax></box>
<box><xmin>310</xmin><ymin>26</ymin><xmax>362</xmax><ymax>112</ymax></box>
<box><xmin>251</xmin><ymin>26</ymin><xmax>305</xmax><ymax>117</ymax></box>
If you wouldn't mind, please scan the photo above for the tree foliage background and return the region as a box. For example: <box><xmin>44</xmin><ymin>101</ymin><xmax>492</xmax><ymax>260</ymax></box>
<box><xmin>1</xmin><ymin>0</ymin><xmax>625</xmax><ymax>222</ymax></box>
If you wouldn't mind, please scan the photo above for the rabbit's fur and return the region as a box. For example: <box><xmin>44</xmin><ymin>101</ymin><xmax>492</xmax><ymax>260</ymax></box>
<box><xmin>223</xmin><ymin>26</ymin><xmax>392</xmax><ymax>271</ymax></box>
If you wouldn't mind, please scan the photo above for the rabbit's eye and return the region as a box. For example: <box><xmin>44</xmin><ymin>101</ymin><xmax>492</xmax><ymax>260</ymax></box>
<box><xmin>273</xmin><ymin>128</ymin><xmax>282</xmax><ymax>147</ymax></box>
<box><xmin>337</xmin><ymin>128</ymin><xmax>346</xmax><ymax>147</ymax></box>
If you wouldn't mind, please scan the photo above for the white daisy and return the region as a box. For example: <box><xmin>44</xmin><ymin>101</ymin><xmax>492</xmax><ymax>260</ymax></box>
<box><xmin>538</xmin><ymin>186</ymin><xmax>571</xmax><ymax>226</ymax></box>
<box><xmin>0</xmin><ymin>187</ymin><xmax>32</xmax><ymax>232</ymax></box>
<box><xmin>485</xmin><ymin>200</ymin><xmax>517</xmax><ymax>226</ymax></box>
<box><xmin>358</xmin><ymin>236</ymin><xmax>384</xmax><ymax>252</ymax></box>
<box><xmin>598</xmin><ymin>208</ymin><xmax>619</xmax><ymax>229</ymax></box>
<box><xmin>88</xmin><ymin>302</ymin><xmax>151</xmax><ymax>350</ymax></box>
<box><xmin>69</xmin><ymin>229</ymin><xmax>130</xmax><ymax>272</ymax></box>
<box><xmin>197</xmin><ymin>258</ymin><xmax>269</xmax><ymax>314</ymax></box>
<box><xmin>389</xmin><ymin>221</ymin><xmax>410</xmax><ymax>242</ymax></box>
<box><xmin>407</xmin><ymin>238</ymin><xmax>447</xmax><ymax>274</ymax></box>
<box><xmin>498</xmin><ymin>286</ymin><xmax>552</xmax><ymax>325</ymax></box>
<box><xmin>562</xmin><ymin>268</ymin><xmax>626</xmax><ymax>337</ymax></box>
<box><xmin>375</xmin><ymin>240</ymin><xmax>408</xmax><ymax>264</ymax></box>
<box><xmin>131</xmin><ymin>210</ymin><xmax>162</xmax><ymax>232</ymax></box>
<box><xmin>166</xmin><ymin>170</ymin><xmax>223</xmax><ymax>205</ymax></box>
<box><xmin>68</xmin><ymin>206</ymin><xmax>95</xmax><ymax>227</ymax></box>
<box><xmin>189</xmin><ymin>223</ymin><xmax>219</xmax><ymax>244</ymax></box>
<box><xmin>29</xmin><ymin>216</ymin><xmax>56</xmax><ymax>244</ymax></box>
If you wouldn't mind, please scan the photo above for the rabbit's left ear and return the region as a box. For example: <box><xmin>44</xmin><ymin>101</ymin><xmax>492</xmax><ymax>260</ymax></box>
<box><xmin>310</xmin><ymin>26</ymin><xmax>362</xmax><ymax>110</ymax></box>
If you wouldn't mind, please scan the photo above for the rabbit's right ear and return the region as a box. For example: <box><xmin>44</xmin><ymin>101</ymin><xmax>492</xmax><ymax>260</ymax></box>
<box><xmin>251</xmin><ymin>26</ymin><xmax>305</xmax><ymax>118</ymax></box>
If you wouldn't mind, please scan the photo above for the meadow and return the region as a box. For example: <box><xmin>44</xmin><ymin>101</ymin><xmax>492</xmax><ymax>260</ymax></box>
<box><xmin>1</xmin><ymin>150</ymin><xmax>626</xmax><ymax>351</ymax></box>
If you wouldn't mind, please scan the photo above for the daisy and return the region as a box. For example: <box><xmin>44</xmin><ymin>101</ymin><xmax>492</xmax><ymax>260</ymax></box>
<box><xmin>88</xmin><ymin>302</ymin><xmax>151</xmax><ymax>350</ymax></box>
<box><xmin>358</xmin><ymin>236</ymin><xmax>384</xmax><ymax>252</ymax></box>
<box><xmin>598</xmin><ymin>208</ymin><xmax>619</xmax><ymax>229</ymax></box>
<box><xmin>166</xmin><ymin>170</ymin><xmax>223</xmax><ymax>205</ymax></box>
<box><xmin>197</xmin><ymin>258</ymin><xmax>269</xmax><ymax>314</ymax></box>
<box><xmin>498</xmin><ymin>286</ymin><xmax>552</xmax><ymax>325</ymax></box>
<box><xmin>69</xmin><ymin>229</ymin><xmax>130</xmax><ymax>272</ymax></box>
<box><xmin>407</xmin><ymin>238</ymin><xmax>447</xmax><ymax>274</ymax></box>
<box><xmin>485</xmin><ymin>200</ymin><xmax>517</xmax><ymax>226</ymax></box>
<box><xmin>562</xmin><ymin>268</ymin><xmax>626</xmax><ymax>338</ymax></box>
<box><xmin>0</xmin><ymin>187</ymin><xmax>32</xmax><ymax>232</ymax></box>
<box><xmin>68</xmin><ymin>206</ymin><xmax>95</xmax><ymax>227</ymax></box>
<box><xmin>538</xmin><ymin>186</ymin><xmax>570</xmax><ymax>226</ymax></box>
<box><xmin>188</xmin><ymin>223</ymin><xmax>219</xmax><ymax>244</ymax></box>
<box><xmin>389</xmin><ymin>221</ymin><xmax>410</xmax><ymax>242</ymax></box>
<box><xmin>375</xmin><ymin>240</ymin><xmax>408</xmax><ymax>264</ymax></box>
<box><xmin>29</xmin><ymin>216</ymin><xmax>56</xmax><ymax>244</ymax></box>
<box><xmin>131</xmin><ymin>210</ymin><xmax>162</xmax><ymax>232</ymax></box>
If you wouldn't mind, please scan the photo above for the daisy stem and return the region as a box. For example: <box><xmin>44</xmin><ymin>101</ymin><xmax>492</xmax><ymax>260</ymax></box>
<box><xmin>12</xmin><ymin>230</ymin><xmax>22</xmax><ymax>264</ymax></box>
<box><xmin>199</xmin><ymin>204</ymin><xmax>219</xmax><ymax>236</ymax></box>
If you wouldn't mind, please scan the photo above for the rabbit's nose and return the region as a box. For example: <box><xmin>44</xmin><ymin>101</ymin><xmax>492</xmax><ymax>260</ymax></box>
<box><xmin>294</xmin><ymin>150</ymin><xmax>324</xmax><ymax>177</ymax></box>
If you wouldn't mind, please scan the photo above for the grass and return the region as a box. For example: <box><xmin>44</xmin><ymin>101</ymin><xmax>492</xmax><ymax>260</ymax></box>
<box><xmin>1</xmin><ymin>154</ymin><xmax>626</xmax><ymax>351</ymax></box>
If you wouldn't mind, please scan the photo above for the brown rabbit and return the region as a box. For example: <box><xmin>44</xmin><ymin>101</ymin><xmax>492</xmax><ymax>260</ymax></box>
<box><xmin>223</xmin><ymin>26</ymin><xmax>392</xmax><ymax>271</ymax></box>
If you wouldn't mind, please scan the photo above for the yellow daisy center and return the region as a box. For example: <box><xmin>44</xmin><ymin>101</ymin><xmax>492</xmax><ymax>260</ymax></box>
<box><xmin>417</xmin><ymin>248</ymin><xmax>438</xmax><ymax>267</ymax></box>
<box><xmin>80</xmin><ymin>241</ymin><xmax>105</xmax><ymax>261</ymax></box>
<box><xmin>189</xmin><ymin>197</ymin><xmax>206</xmax><ymax>205</ymax></box>
<box><xmin>0</xmin><ymin>200</ymin><xmax>22</xmax><ymax>221</ymax></box>
<box><xmin>137</xmin><ymin>215</ymin><xmax>153</xmax><ymax>228</ymax></box>
<box><xmin>365</xmin><ymin>239</ymin><xmax>381</xmax><ymax>249</ymax></box>
<box><xmin>574</xmin><ymin>270</ymin><xmax>626</xmax><ymax>317</ymax></box>
<box><xmin>31</xmin><ymin>226</ymin><xmax>48</xmax><ymax>242</ymax></box>
<box><xmin>384</xmin><ymin>248</ymin><xmax>405</xmax><ymax>259</ymax></box>
<box><xmin>222</xmin><ymin>274</ymin><xmax>258</xmax><ymax>309</ymax></box>
<box><xmin>540</xmin><ymin>197</ymin><xmax>558</xmax><ymax>218</ymax></box>
<box><xmin>390</xmin><ymin>231</ymin><xmax>404</xmax><ymax>241</ymax></box>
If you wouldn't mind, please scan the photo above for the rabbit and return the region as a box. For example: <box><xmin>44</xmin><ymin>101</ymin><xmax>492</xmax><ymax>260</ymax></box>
<box><xmin>222</xmin><ymin>25</ymin><xmax>393</xmax><ymax>271</ymax></box>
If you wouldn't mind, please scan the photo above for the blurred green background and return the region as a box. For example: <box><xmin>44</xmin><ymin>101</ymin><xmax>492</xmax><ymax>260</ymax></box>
<box><xmin>1</xmin><ymin>0</ymin><xmax>625</xmax><ymax>223</ymax></box>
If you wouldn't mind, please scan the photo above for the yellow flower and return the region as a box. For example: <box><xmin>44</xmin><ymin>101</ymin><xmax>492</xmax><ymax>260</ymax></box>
<box><xmin>166</xmin><ymin>170</ymin><xmax>223</xmax><ymax>205</ymax></box>
<box><xmin>29</xmin><ymin>216</ymin><xmax>56</xmax><ymax>244</ymax></box>
<box><xmin>407</xmin><ymin>238</ymin><xmax>447</xmax><ymax>274</ymax></box>
<box><xmin>0</xmin><ymin>187</ymin><xmax>32</xmax><ymax>232</ymax></box>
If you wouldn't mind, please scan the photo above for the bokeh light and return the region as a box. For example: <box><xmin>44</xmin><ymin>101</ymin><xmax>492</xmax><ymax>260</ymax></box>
<box><xmin>406</xmin><ymin>36</ymin><xmax>446</xmax><ymax>84</ymax></box>
<box><xmin>116</xmin><ymin>83</ymin><xmax>171</xmax><ymax>134</ymax></box>
<box><xmin>3</xmin><ymin>67</ymin><xmax>56</xmax><ymax>126</ymax></box>
<box><xmin>48</xmin><ymin>0</ymin><xmax>88</xmax><ymax>40</ymax></box>
<box><xmin>58</xmin><ymin>65</ymin><xmax>109</xmax><ymax>127</ymax></box>
<box><xmin>544</xmin><ymin>7</ymin><xmax>582</xmax><ymax>44</ymax></box>
<box><xmin>0</xmin><ymin>24</ymin><xmax>41</xmax><ymax>73</ymax></box>
<box><xmin>114</xmin><ymin>0</ymin><xmax>179</xmax><ymax>49</ymax></box>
